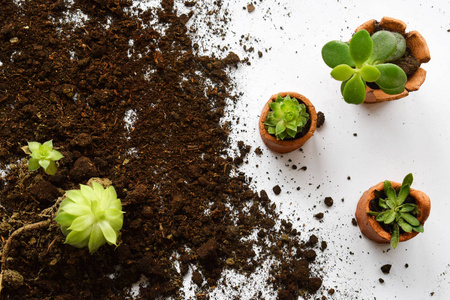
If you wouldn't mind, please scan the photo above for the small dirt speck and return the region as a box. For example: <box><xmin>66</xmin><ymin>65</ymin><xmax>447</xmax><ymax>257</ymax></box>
<box><xmin>381</xmin><ymin>264</ymin><xmax>392</xmax><ymax>274</ymax></box>
<box><xmin>273</xmin><ymin>185</ymin><xmax>281</xmax><ymax>195</ymax></box>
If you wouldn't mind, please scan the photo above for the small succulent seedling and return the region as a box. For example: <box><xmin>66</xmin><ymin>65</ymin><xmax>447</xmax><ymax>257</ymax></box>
<box><xmin>264</xmin><ymin>94</ymin><xmax>310</xmax><ymax>140</ymax></box>
<box><xmin>23</xmin><ymin>140</ymin><xmax>64</xmax><ymax>175</ymax></box>
<box><xmin>322</xmin><ymin>29</ymin><xmax>407</xmax><ymax>104</ymax></box>
<box><xmin>367</xmin><ymin>173</ymin><xmax>423</xmax><ymax>249</ymax></box>
<box><xmin>55</xmin><ymin>182</ymin><xmax>124</xmax><ymax>254</ymax></box>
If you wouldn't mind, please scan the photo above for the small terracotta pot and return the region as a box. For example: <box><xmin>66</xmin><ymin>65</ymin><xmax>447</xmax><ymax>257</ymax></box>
<box><xmin>259</xmin><ymin>92</ymin><xmax>317</xmax><ymax>154</ymax></box>
<box><xmin>355</xmin><ymin>17</ymin><xmax>431</xmax><ymax>103</ymax></box>
<box><xmin>355</xmin><ymin>181</ymin><xmax>431</xmax><ymax>244</ymax></box>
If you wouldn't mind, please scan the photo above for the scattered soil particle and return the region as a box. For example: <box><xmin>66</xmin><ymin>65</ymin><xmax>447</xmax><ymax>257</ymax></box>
<box><xmin>405</xmin><ymin>263</ymin><xmax>409</xmax><ymax>268</ymax></box>
<box><xmin>324</xmin><ymin>197</ymin><xmax>334</xmax><ymax>207</ymax></box>
<box><xmin>300</xmin><ymin>166</ymin><xmax>308</xmax><ymax>171</ymax></box>
<box><xmin>247</xmin><ymin>3</ymin><xmax>255</xmax><ymax>13</ymax></box>
<box><xmin>351</xmin><ymin>218</ymin><xmax>358</xmax><ymax>226</ymax></box>
<box><xmin>254</xmin><ymin>147</ymin><xmax>263</xmax><ymax>155</ymax></box>
<box><xmin>381</xmin><ymin>264</ymin><xmax>392</xmax><ymax>274</ymax></box>
<box><xmin>273</xmin><ymin>185</ymin><xmax>282</xmax><ymax>195</ymax></box>
<box><xmin>379</xmin><ymin>278</ymin><xmax>385</xmax><ymax>284</ymax></box>
<box><xmin>314</xmin><ymin>212</ymin><xmax>324</xmax><ymax>219</ymax></box>
<box><xmin>316</xmin><ymin>111</ymin><xmax>325</xmax><ymax>128</ymax></box>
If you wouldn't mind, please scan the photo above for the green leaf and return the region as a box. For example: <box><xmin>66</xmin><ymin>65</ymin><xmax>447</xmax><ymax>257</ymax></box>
<box><xmin>367</xmin><ymin>211</ymin><xmax>379</xmax><ymax>217</ymax></box>
<box><xmin>43</xmin><ymin>140</ymin><xmax>53</xmax><ymax>149</ymax></box>
<box><xmin>412</xmin><ymin>224</ymin><xmax>424</xmax><ymax>233</ymax></box>
<box><xmin>386</xmin><ymin>198</ymin><xmax>396</xmax><ymax>209</ymax></box>
<box><xmin>391</xmin><ymin>223</ymin><xmax>400</xmax><ymax>249</ymax></box>
<box><xmin>369</xmin><ymin>31</ymin><xmax>397</xmax><ymax>64</ymax></box>
<box><xmin>39</xmin><ymin>159</ymin><xmax>50</xmax><ymax>170</ymax></box>
<box><xmin>399</xmin><ymin>203</ymin><xmax>417</xmax><ymax>213</ymax></box>
<box><xmin>376</xmin><ymin>211</ymin><xmax>389</xmax><ymax>222</ymax></box>
<box><xmin>322</xmin><ymin>40</ymin><xmax>356</xmax><ymax>68</ymax></box>
<box><xmin>48</xmin><ymin>149</ymin><xmax>63</xmax><ymax>161</ymax></box>
<box><xmin>331</xmin><ymin>64</ymin><xmax>355</xmax><ymax>81</ymax></box>
<box><xmin>66</xmin><ymin>190</ymin><xmax>90</xmax><ymax>207</ymax></box>
<box><xmin>98</xmin><ymin>220</ymin><xmax>118</xmax><ymax>245</ymax></box>
<box><xmin>28</xmin><ymin>158</ymin><xmax>40</xmax><ymax>171</ymax></box>
<box><xmin>28</xmin><ymin>141</ymin><xmax>40</xmax><ymax>153</ymax></box>
<box><xmin>383</xmin><ymin>180</ymin><xmax>392</xmax><ymax>194</ymax></box>
<box><xmin>349</xmin><ymin>30</ymin><xmax>372</xmax><ymax>68</ymax></box>
<box><xmin>80</xmin><ymin>184</ymin><xmax>97</xmax><ymax>202</ymax></box>
<box><xmin>276</xmin><ymin>121</ymin><xmax>286</xmax><ymax>136</ymax></box>
<box><xmin>378</xmin><ymin>198</ymin><xmax>388</xmax><ymax>209</ymax></box>
<box><xmin>385</xmin><ymin>186</ymin><xmax>398</xmax><ymax>204</ymax></box>
<box><xmin>68</xmin><ymin>214</ymin><xmax>96</xmax><ymax>232</ymax></box>
<box><xmin>385</xmin><ymin>32</ymin><xmax>407</xmax><ymax>62</ymax></box>
<box><xmin>360</xmin><ymin>65</ymin><xmax>381</xmax><ymax>82</ymax></box>
<box><xmin>88</xmin><ymin>224</ymin><xmax>107</xmax><ymax>253</ymax></box>
<box><xmin>61</xmin><ymin>203</ymin><xmax>92</xmax><ymax>217</ymax></box>
<box><xmin>375</xmin><ymin>63</ymin><xmax>407</xmax><ymax>89</ymax></box>
<box><xmin>105</xmin><ymin>208</ymin><xmax>124</xmax><ymax>231</ymax></box>
<box><xmin>55</xmin><ymin>212</ymin><xmax>77</xmax><ymax>227</ymax></box>
<box><xmin>379</xmin><ymin>85</ymin><xmax>405</xmax><ymax>95</ymax></box>
<box><xmin>342</xmin><ymin>74</ymin><xmax>366</xmax><ymax>104</ymax></box>
<box><xmin>398</xmin><ymin>218</ymin><xmax>413</xmax><ymax>233</ymax></box>
<box><xmin>65</xmin><ymin>227</ymin><xmax>92</xmax><ymax>246</ymax></box>
<box><xmin>384</xmin><ymin>210</ymin><xmax>397</xmax><ymax>224</ymax></box>
<box><xmin>401</xmin><ymin>213</ymin><xmax>420</xmax><ymax>227</ymax></box>
<box><xmin>44</xmin><ymin>161</ymin><xmax>57</xmax><ymax>175</ymax></box>
<box><xmin>402</xmin><ymin>173</ymin><xmax>413</xmax><ymax>187</ymax></box>
<box><xmin>397</xmin><ymin>184</ymin><xmax>410</xmax><ymax>205</ymax></box>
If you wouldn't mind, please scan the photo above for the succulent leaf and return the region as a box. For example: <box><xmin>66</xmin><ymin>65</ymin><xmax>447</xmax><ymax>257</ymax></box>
<box><xmin>375</xmin><ymin>63</ymin><xmax>407</xmax><ymax>89</ymax></box>
<box><xmin>349</xmin><ymin>30</ymin><xmax>372</xmax><ymax>67</ymax></box>
<box><xmin>55</xmin><ymin>183</ymin><xmax>124</xmax><ymax>254</ymax></box>
<box><xmin>391</xmin><ymin>224</ymin><xmax>400</xmax><ymax>249</ymax></box>
<box><xmin>385</xmin><ymin>32</ymin><xmax>407</xmax><ymax>62</ymax></box>
<box><xmin>342</xmin><ymin>74</ymin><xmax>366</xmax><ymax>104</ymax></box>
<box><xmin>264</xmin><ymin>95</ymin><xmax>310</xmax><ymax>140</ymax></box>
<box><xmin>360</xmin><ymin>65</ymin><xmax>381</xmax><ymax>82</ymax></box>
<box><xmin>322</xmin><ymin>40</ymin><xmax>355</xmax><ymax>68</ymax></box>
<box><xmin>369</xmin><ymin>31</ymin><xmax>397</xmax><ymax>64</ymax></box>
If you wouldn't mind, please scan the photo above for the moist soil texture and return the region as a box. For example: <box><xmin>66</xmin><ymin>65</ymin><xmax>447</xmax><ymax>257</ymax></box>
<box><xmin>0</xmin><ymin>0</ymin><xmax>325</xmax><ymax>299</ymax></box>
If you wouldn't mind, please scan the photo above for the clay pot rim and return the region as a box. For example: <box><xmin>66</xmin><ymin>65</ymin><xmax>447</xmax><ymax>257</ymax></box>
<box><xmin>364</xmin><ymin>181</ymin><xmax>429</xmax><ymax>242</ymax></box>
<box><xmin>258</xmin><ymin>92</ymin><xmax>317</xmax><ymax>153</ymax></box>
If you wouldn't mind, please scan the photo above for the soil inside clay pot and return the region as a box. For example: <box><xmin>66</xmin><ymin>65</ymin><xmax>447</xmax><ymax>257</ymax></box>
<box><xmin>368</xmin><ymin>189</ymin><xmax>418</xmax><ymax>235</ymax></box>
<box><xmin>0</xmin><ymin>0</ymin><xmax>326</xmax><ymax>299</ymax></box>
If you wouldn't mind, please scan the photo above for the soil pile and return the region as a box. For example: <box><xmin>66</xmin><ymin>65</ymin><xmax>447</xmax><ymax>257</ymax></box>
<box><xmin>0</xmin><ymin>0</ymin><xmax>325</xmax><ymax>299</ymax></box>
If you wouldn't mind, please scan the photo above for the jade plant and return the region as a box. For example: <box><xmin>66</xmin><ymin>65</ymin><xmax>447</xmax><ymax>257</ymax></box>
<box><xmin>55</xmin><ymin>182</ymin><xmax>124</xmax><ymax>254</ymax></box>
<box><xmin>24</xmin><ymin>140</ymin><xmax>64</xmax><ymax>175</ymax></box>
<box><xmin>367</xmin><ymin>173</ymin><xmax>423</xmax><ymax>249</ymax></box>
<box><xmin>322</xmin><ymin>29</ymin><xmax>407</xmax><ymax>104</ymax></box>
<box><xmin>264</xmin><ymin>94</ymin><xmax>310</xmax><ymax>140</ymax></box>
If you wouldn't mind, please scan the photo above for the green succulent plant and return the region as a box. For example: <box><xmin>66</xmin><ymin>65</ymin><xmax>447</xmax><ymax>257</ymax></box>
<box><xmin>322</xmin><ymin>29</ymin><xmax>407</xmax><ymax>104</ymax></box>
<box><xmin>55</xmin><ymin>182</ymin><xmax>124</xmax><ymax>254</ymax></box>
<box><xmin>367</xmin><ymin>173</ymin><xmax>423</xmax><ymax>249</ymax></box>
<box><xmin>264</xmin><ymin>94</ymin><xmax>310</xmax><ymax>140</ymax></box>
<box><xmin>25</xmin><ymin>140</ymin><xmax>64</xmax><ymax>175</ymax></box>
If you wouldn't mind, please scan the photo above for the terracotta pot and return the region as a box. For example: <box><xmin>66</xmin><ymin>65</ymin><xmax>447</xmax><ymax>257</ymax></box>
<box><xmin>355</xmin><ymin>181</ymin><xmax>431</xmax><ymax>244</ymax></box>
<box><xmin>259</xmin><ymin>92</ymin><xmax>317</xmax><ymax>154</ymax></box>
<box><xmin>355</xmin><ymin>17</ymin><xmax>431</xmax><ymax>103</ymax></box>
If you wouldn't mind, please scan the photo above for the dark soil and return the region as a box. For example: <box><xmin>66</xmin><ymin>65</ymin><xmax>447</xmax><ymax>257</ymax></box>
<box><xmin>0</xmin><ymin>0</ymin><xmax>325</xmax><ymax>299</ymax></box>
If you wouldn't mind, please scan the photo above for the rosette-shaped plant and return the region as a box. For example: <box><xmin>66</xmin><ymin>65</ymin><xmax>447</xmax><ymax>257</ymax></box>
<box><xmin>55</xmin><ymin>182</ymin><xmax>124</xmax><ymax>254</ymax></box>
<box><xmin>264</xmin><ymin>94</ymin><xmax>310</xmax><ymax>140</ymax></box>
<box><xmin>322</xmin><ymin>29</ymin><xmax>407</xmax><ymax>104</ymax></box>
<box><xmin>26</xmin><ymin>140</ymin><xmax>63</xmax><ymax>175</ymax></box>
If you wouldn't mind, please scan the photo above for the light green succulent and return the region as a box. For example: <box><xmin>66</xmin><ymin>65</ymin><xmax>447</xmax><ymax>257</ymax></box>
<box><xmin>26</xmin><ymin>140</ymin><xmax>64</xmax><ymax>175</ymax></box>
<box><xmin>264</xmin><ymin>94</ymin><xmax>310</xmax><ymax>140</ymax></box>
<box><xmin>322</xmin><ymin>29</ymin><xmax>407</xmax><ymax>104</ymax></box>
<box><xmin>55</xmin><ymin>182</ymin><xmax>124</xmax><ymax>254</ymax></box>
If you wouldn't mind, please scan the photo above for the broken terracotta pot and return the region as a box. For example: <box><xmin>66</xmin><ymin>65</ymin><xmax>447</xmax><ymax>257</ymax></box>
<box><xmin>259</xmin><ymin>92</ymin><xmax>317</xmax><ymax>154</ymax></box>
<box><xmin>355</xmin><ymin>16</ymin><xmax>431</xmax><ymax>103</ymax></box>
<box><xmin>355</xmin><ymin>181</ymin><xmax>431</xmax><ymax>244</ymax></box>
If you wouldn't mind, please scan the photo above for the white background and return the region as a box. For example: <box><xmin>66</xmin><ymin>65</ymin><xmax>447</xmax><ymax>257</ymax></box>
<box><xmin>180</xmin><ymin>0</ymin><xmax>450</xmax><ymax>299</ymax></box>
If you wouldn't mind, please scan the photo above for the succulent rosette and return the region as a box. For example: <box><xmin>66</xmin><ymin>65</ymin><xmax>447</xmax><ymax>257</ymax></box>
<box><xmin>27</xmin><ymin>140</ymin><xmax>64</xmax><ymax>175</ymax></box>
<box><xmin>55</xmin><ymin>182</ymin><xmax>124</xmax><ymax>253</ymax></box>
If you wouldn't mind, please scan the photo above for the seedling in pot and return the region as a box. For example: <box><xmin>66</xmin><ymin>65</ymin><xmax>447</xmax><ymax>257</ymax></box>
<box><xmin>264</xmin><ymin>94</ymin><xmax>310</xmax><ymax>140</ymax></box>
<box><xmin>55</xmin><ymin>182</ymin><xmax>124</xmax><ymax>254</ymax></box>
<box><xmin>367</xmin><ymin>173</ymin><xmax>423</xmax><ymax>249</ymax></box>
<box><xmin>322</xmin><ymin>29</ymin><xmax>407</xmax><ymax>104</ymax></box>
<box><xmin>22</xmin><ymin>140</ymin><xmax>64</xmax><ymax>175</ymax></box>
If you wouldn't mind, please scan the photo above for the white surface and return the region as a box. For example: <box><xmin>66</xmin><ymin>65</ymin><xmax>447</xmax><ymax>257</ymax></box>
<box><xmin>191</xmin><ymin>0</ymin><xmax>450</xmax><ymax>299</ymax></box>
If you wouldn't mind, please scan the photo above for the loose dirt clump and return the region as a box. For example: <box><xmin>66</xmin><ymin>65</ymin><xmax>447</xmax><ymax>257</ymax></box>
<box><xmin>0</xmin><ymin>0</ymin><xmax>326</xmax><ymax>299</ymax></box>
